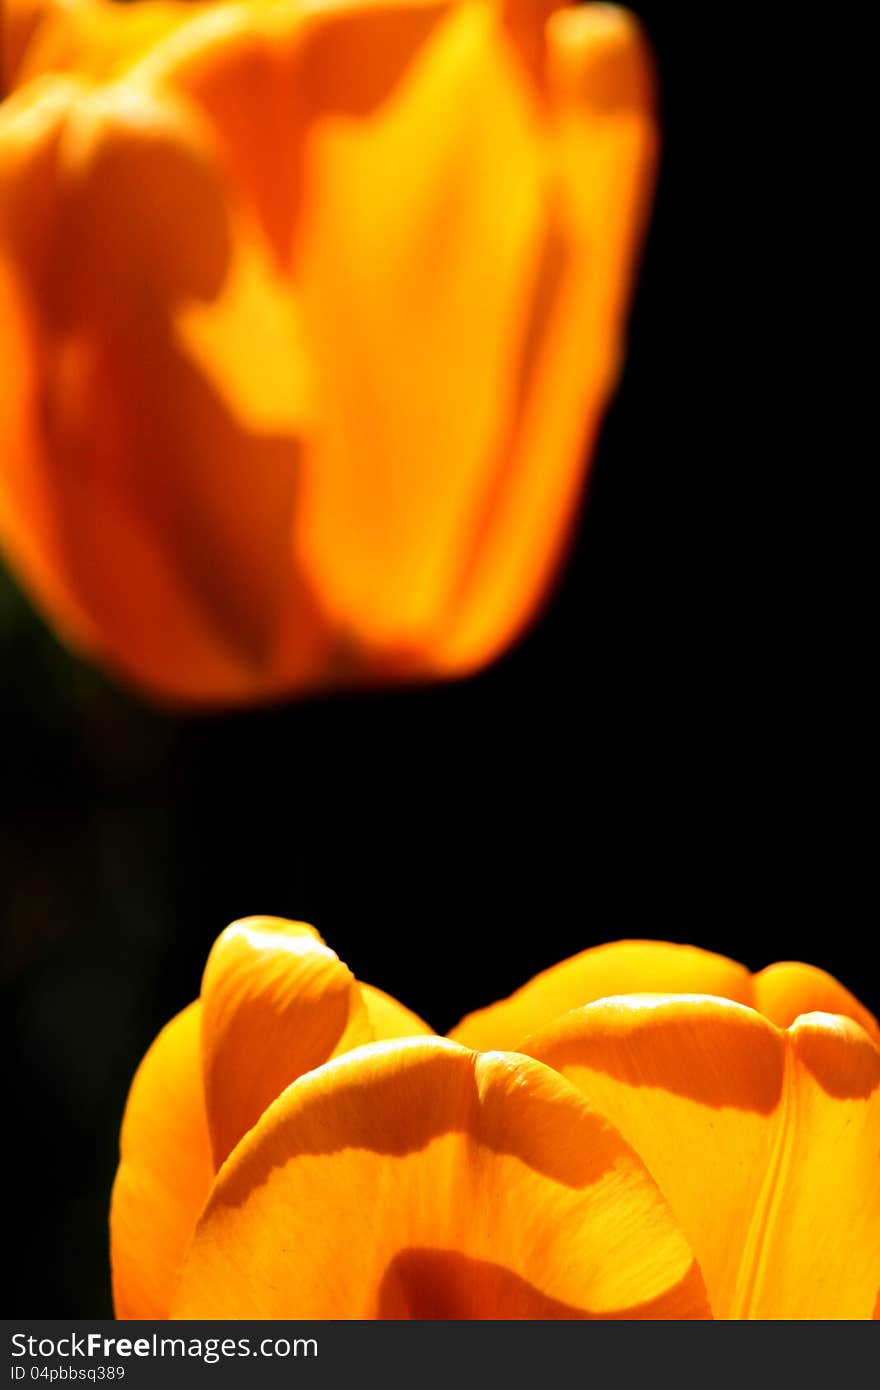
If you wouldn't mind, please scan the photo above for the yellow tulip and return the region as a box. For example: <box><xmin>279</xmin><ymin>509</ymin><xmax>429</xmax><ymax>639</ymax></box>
<box><xmin>110</xmin><ymin>921</ymin><xmax>879</xmax><ymax>1318</ymax></box>
<box><xmin>112</xmin><ymin>917</ymin><xmax>708</xmax><ymax>1319</ymax></box>
<box><xmin>0</xmin><ymin>0</ymin><xmax>656</xmax><ymax>704</ymax></box>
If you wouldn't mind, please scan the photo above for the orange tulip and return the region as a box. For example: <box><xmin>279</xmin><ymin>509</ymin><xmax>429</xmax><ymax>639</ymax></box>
<box><xmin>111</xmin><ymin>921</ymin><xmax>879</xmax><ymax>1319</ymax></box>
<box><xmin>0</xmin><ymin>0</ymin><xmax>656</xmax><ymax>704</ymax></box>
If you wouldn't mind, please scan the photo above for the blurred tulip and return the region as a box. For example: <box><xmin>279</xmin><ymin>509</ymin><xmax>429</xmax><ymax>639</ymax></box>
<box><xmin>112</xmin><ymin>921</ymin><xmax>879</xmax><ymax>1318</ymax></box>
<box><xmin>0</xmin><ymin>0</ymin><xmax>656</xmax><ymax>704</ymax></box>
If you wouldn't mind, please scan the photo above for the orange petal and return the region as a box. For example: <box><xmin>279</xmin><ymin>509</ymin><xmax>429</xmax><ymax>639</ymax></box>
<box><xmin>200</xmin><ymin>916</ymin><xmax>373</xmax><ymax>1167</ymax></box>
<box><xmin>1</xmin><ymin>74</ymin><xmax>331</xmax><ymax>704</ymax></box>
<box><xmin>173</xmin><ymin>1038</ymin><xmax>710</xmax><ymax>1318</ymax></box>
<box><xmin>525</xmin><ymin>996</ymin><xmax>880</xmax><ymax>1318</ymax></box>
<box><xmin>428</xmin><ymin>3</ymin><xmax>657</xmax><ymax>676</ymax></box>
<box><xmin>753</xmin><ymin>961</ymin><xmax>880</xmax><ymax>1045</ymax></box>
<box><xmin>110</xmin><ymin>1001</ymin><xmax>213</xmax><ymax>1320</ymax></box>
<box><xmin>449</xmin><ymin>940</ymin><xmax>753</xmax><ymax>1050</ymax></box>
<box><xmin>359</xmin><ymin>982</ymin><xmax>434</xmax><ymax>1039</ymax></box>
<box><xmin>290</xmin><ymin>2</ymin><xmax>548</xmax><ymax>658</ymax></box>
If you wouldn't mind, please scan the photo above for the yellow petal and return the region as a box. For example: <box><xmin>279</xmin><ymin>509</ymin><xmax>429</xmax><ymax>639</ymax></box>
<box><xmin>450</xmin><ymin>940</ymin><xmax>753</xmax><ymax>1050</ymax></box>
<box><xmin>525</xmin><ymin>996</ymin><xmax>880</xmax><ymax>1318</ymax></box>
<box><xmin>110</xmin><ymin>1001</ymin><xmax>213</xmax><ymax>1320</ymax></box>
<box><xmin>359</xmin><ymin>982</ymin><xmax>434</xmax><ymax>1039</ymax></box>
<box><xmin>758</xmin><ymin>1013</ymin><xmax>880</xmax><ymax>1318</ymax></box>
<box><xmin>753</xmin><ymin>961</ymin><xmax>880</xmax><ymax>1046</ymax></box>
<box><xmin>200</xmin><ymin>916</ymin><xmax>373</xmax><ymax>1167</ymax></box>
<box><xmin>173</xmin><ymin>1038</ymin><xmax>710</xmax><ymax>1318</ymax></box>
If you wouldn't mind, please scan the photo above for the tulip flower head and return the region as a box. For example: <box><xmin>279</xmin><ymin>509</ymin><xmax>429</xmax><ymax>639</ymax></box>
<box><xmin>0</xmin><ymin>0</ymin><xmax>656</xmax><ymax>704</ymax></box>
<box><xmin>111</xmin><ymin>922</ymin><xmax>880</xmax><ymax>1318</ymax></box>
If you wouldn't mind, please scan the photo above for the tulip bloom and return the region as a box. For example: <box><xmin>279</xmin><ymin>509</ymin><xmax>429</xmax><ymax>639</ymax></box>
<box><xmin>111</xmin><ymin>922</ymin><xmax>880</xmax><ymax>1319</ymax></box>
<box><xmin>0</xmin><ymin>0</ymin><xmax>656</xmax><ymax>705</ymax></box>
<box><xmin>112</xmin><ymin>917</ymin><xmax>710</xmax><ymax>1319</ymax></box>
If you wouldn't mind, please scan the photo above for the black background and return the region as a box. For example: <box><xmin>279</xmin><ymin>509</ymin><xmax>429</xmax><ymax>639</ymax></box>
<box><xmin>1</xmin><ymin>2</ymin><xmax>873</xmax><ymax>1316</ymax></box>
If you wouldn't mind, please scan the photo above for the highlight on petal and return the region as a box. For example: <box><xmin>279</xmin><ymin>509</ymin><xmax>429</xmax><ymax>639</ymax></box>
<box><xmin>172</xmin><ymin>1037</ymin><xmax>710</xmax><ymax>1319</ymax></box>
<box><xmin>449</xmin><ymin>940</ymin><xmax>753</xmax><ymax>1051</ymax></box>
<box><xmin>200</xmin><ymin>916</ymin><xmax>373</xmax><ymax>1167</ymax></box>
<box><xmin>524</xmin><ymin>995</ymin><xmax>880</xmax><ymax>1318</ymax></box>
<box><xmin>110</xmin><ymin>1001</ymin><xmax>213</xmax><ymax>1321</ymax></box>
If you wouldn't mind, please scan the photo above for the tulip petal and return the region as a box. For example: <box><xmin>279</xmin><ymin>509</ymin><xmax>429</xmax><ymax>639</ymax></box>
<box><xmin>525</xmin><ymin>996</ymin><xmax>880</xmax><ymax>1318</ymax></box>
<box><xmin>291</xmin><ymin>2</ymin><xmax>548</xmax><ymax>656</ymax></box>
<box><xmin>200</xmin><ymin>916</ymin><xmax>373</xmax><ymax>1167</ymax></box>
<box><xmin>53</xmin><ymin>79</ymin><xmax>304</xmax><ymax>683</ymax></box>
<box><xmin>757</xmin><ymin>1013</ymin><xmax>880</xmax><ymax>1318</ymax></box>
<box><xmin>110</xmin><ymin>1001</ymin><xmax>213</xmax><ymax>1320</ymax></box>
<box><xmin>449</xmin><ymin>940</ymin><xmax>753</xmax><ymax>1051</ymax></box>
<box><xmin>429</xmin><ymin>3</ymin><xmax>657</xmax><ymax>675</ymax></box>
<box><xmin>359</xmin><ymin>982</ymin><xmax>434</xmax><ymax>1039</ymax></box>
<box><xmin>1</xmin><ymin>74</ymin><xmax>330</xmax><ymax>702</ymax></box>
<box><xmin>173</xmin><ymin>1038</ymin><xmax>710</xmax><ymax>1318</ymax></box>
<box><xmin>753</xmin><ymin>961</ymin><xmax>880</xmax><ymax>1045</ymax></box>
